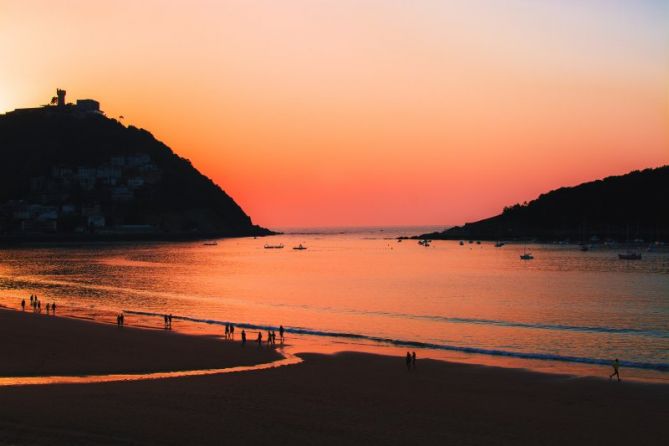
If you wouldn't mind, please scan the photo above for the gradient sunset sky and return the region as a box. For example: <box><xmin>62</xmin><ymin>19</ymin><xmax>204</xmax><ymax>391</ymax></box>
<box><xmin>1</xmin><ymin>0</ymin><xmax>667</xmax><ymax>228</ymax></box>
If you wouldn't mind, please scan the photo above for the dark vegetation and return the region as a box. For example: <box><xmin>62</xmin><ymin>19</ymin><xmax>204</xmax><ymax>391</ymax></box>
<box><xmin>418</xmin><ymin>166</ymin><xmax>669</xmax><ymax>242</ymax></box>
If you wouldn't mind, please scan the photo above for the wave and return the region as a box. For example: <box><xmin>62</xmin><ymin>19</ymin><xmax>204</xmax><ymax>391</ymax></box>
<box><xmin>389</xmin><ymin>313</ymin><xmax>668</xmax><ymax>338</ymax></box>
<box><xmin>124</xmin><ymin>310</ymin><xmax>669</xmax><ymax>372</ymax></box>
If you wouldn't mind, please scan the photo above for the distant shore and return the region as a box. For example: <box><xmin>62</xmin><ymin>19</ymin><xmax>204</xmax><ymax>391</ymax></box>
<box><xmin>0</xmin><ymin>307</ymin><xmax>665</xmax><ymax>445</ymax></box>
<box><xmin>0</xmin><ymin>229</ymin><xmax>278</xmax><ymax>246</ymax></box>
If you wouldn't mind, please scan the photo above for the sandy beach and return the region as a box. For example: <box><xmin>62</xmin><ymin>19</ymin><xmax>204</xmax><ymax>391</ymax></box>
<box><xmin>0</xmin><ymin>308</ymin><xmax>666</xmax><ymax>445</ymax></box>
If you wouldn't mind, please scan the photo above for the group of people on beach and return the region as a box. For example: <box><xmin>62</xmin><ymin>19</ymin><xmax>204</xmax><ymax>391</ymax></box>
<box><xmin>406</xmin><ymin>351</ymin><xmax>417</xmax><ymax>370</ymax></box>
<box><xmin>163</xmin><ymin>314</ymin><xmax>173</xmax><ymax>329</ymax></box>
<box><xmin>224</xmin><ymin>323</ymin><xmax>235</xmax><ymax>338</ymax></box>
<box><xmin>239</xmin><ymin>325</ymin><xmax>285</xmax><ymax>348</ymax></box>
<box><xmin>22</xmin><ymin>295</ymin><xmax>56</xmax><ymax>315</ymax></box>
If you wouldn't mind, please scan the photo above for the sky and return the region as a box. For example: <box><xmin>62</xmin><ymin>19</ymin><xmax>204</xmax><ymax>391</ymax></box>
<box><xmin>1</xmin><ymin>0</ymin><xmax>667</xmax><ymax>228</ymax></box>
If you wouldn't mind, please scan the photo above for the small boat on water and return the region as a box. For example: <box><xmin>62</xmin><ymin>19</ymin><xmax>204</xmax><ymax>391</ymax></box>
<box><xmin>459</xmin><ymin>240</ymin><xmax>464</xmax><ymax>246</ymax></box>
<box><xmin>203</xmin><ymin>242</ymin><xmax>218</xmax><ymax>246</ymax></box>
<box><xmin>520</xmin><ymin>249</ymin><xmax>534</xmax><ymax>260</ymax></box>
<box><xmin>494</xmin><ymin>242</ymin><xmax>505</xmax><ymax>248</ymax></box>
<box><xmin>476</xmin><ymin>240</ymin><xmax>481</xmax><ymax>245</ymax></box>
<box><xmin>418</xmin><ymin>239</ymin><xmax>431</xmax><ymax>247</ymax></box>
<box><xmin>264</xmin><ymin>244</ymin><xmax>284</xmax><ymax>249</ymax></box>
<box><xmin>293</xmin><ymin>244</ymin><xmax>307</xmax><ymax>250</ymax></box>
<box><xmin>618</xmin><ymin>252</ymin><xmax>641</xmax><ymax>260</ymax></box>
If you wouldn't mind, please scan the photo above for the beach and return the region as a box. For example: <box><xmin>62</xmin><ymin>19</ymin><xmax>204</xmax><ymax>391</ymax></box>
<box><xmin>0</xmin><ymin>309</ymin><xmax>665</xmax><ymax>445</ymax></box>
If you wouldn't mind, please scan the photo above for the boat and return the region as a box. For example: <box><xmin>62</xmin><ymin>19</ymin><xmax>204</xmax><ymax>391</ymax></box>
<box><xmin>418</xmin><ymin>239</ymin><xmax>431</xmax><ymax>247</ymax></box>
<box><xmin>618</xmin><ymin>252</ymin><xmax>641</xmax><ymax>260</ymax></box>
<box><xmin>579</xmin><ymin>244</ymin><xmax>589</xmax><ymax>252</ymax></box>
<box><xmin>476</xmin><ymin>240</ymin><xmax>481</xmax><ymax>245</ymax></box>
<box><xmin>520</xmin><ymin>249</ymin><xmax>533</xmax><ymax>260</ymax></box>
<box><xmin>459</xmin><ymin>241</ymin><xmax>464</xmax><ymax>246</ymax></box>
<box><xmin>293</xmin><ymin>244</ymin><xmax>307</xmax><ymax>250</ymax></box>
<box><xmin>264</xmin><ymin>244</ymin><xmax>284</xmax><ymax>249</ymax></box>
<box><xmin>494</xmin><ymin>242</ymin><xmax>505</xmax><ymax>248</ymax></box>
<box><xmin>203</xmin><ymin>242</ymin><xmax>218</xmax><ymax>246</ymax></box>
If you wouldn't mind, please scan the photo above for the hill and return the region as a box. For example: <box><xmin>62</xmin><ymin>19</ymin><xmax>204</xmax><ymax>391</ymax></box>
<box><xmin>418</xmin><ymin>166</ymin><xmax>669</xmax><ymax>242</ymax></box>
<box><xmin>0</xmin><ymin>101</ymin><xmax>272</xmax><ymax>241</ymax></box>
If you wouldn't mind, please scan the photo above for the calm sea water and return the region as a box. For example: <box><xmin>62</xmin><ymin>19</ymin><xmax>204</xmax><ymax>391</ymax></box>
<box><xmin>1</xmin><ymin>226</ymin><xmax>667</xmax><ymax>382</ymax></box>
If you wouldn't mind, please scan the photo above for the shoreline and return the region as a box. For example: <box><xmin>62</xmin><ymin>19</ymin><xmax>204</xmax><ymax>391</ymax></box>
<box><xmin>0</xmin><ymin>308</ymin><xmax>666</xmax><ymax>445</ymax></box>
<box><xmin>2</xmin><ymin>300</ymin><xmax>666</xmax><ymax>384</ymax></box>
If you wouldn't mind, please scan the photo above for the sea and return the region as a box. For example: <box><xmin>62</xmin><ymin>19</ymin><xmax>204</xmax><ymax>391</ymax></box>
<box><xmin>1</xmin><ymin>226</ymin><xmax>667</xmax><ymax>383</ymax></box>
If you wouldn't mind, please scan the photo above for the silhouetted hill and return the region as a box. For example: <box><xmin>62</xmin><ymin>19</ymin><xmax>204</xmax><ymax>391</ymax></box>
<box><xmin>418</xmin><ymin>166</ymin><xmax>669</xmax><ymax>242</ymax></box>
<box><xmin>0</xmin><ymin>105</ymin><xmax>273</xmax><ymax>241</ymax></box>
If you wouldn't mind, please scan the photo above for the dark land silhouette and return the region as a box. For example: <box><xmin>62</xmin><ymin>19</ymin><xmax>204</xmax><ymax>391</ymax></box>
<box><xmin>418</xmin><ymin>166</ymin><xmax>669</xmax><ymax>242</ymax></box>
<box><xmin>0</xmin><ymin>93</ymin><xmax>273</xmax><ymax>241</ymax></box>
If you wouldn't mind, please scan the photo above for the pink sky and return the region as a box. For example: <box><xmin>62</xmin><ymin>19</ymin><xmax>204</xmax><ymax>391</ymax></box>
<box><xmin>1</xmin><ymin>0</ymin><xmax>667</xmax><ymax>228</ymax></box>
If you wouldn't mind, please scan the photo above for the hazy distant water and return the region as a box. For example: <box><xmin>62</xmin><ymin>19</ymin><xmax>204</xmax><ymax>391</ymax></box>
<box><xmin>1</xmin><ymin>226</ymin><xmax>667</xmax><ymax>381</ymax></box>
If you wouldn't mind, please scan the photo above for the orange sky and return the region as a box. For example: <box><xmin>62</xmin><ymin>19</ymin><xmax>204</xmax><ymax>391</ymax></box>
<box><xmin>1</xmin><ymin>0</ymin><xmax>668</xmax><ymax>228</ymax></box>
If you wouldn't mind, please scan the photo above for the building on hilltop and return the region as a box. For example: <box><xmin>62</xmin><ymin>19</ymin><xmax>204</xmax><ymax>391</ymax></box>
<box><xmin>3</xmin><ymin>88</ymin><xmax>102</xmax><ymax>116</ymax></box>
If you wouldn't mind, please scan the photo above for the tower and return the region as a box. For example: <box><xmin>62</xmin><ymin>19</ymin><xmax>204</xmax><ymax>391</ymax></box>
<box><xmin>56</xmin><ymin>89</ymin><xmax>66</xmax><ymax>107</ymax></box>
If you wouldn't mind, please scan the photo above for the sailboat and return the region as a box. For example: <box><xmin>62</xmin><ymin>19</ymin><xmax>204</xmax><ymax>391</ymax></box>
<box><xmin>520</xmin><ymin>248</ymin><xmax>534</xmax><ymax>260</ymax></box>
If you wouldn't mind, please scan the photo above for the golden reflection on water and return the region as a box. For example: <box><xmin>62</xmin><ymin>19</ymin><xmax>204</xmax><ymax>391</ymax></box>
<box><xmin>0</xmin><ymin>231</ymin><xmax>667</xmax><ymax>383</ymax></box>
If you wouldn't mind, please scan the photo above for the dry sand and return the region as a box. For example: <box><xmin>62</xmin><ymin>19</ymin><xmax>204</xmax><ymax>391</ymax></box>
<box><xmin>0</xmin><ymin>309</ymin><xmax>666</xmax><ymax>445</ymax></box>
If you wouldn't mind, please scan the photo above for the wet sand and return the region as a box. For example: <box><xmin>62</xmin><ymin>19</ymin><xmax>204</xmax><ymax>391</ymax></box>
<box><xmin>0</xmin><ymin>308</ymin><xmax>280</xmax><ymax>376</ymax></box>
<box><xmin>0</xmin><ymin>309</ymin><xmax>666</xmax><ymax>445</ymax></box>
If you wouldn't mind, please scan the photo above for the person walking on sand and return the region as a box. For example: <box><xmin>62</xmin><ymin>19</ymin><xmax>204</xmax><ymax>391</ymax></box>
<box><xmin>279</xmin><ymin>325</ymin><xmax>285</xmax><ymax>343</ymax></box>
<box><xmin>21</xmin><ymin>299</ymin><xmax>25</xmax><ymax>311</ymax></box>
<box><xmin>406</xmin><ymin>352</ymin><xmax>412</xmax><ymax>371</ymax></box>
<box><xmin>230</xmin><ymin>323</ymin><xmax>234</xmax><ymax>338</ymax></box>
<box><xmin>46</xmin><ymin>303</ymin><xmax>50</xmax><ymax>314</ymax></box>
<box><xmin>257</xmin><ymin>331</ymin><xmax>262</xmax><ymax>347</ymax></box>
<box><xmin>241</xmin><ymin>329</ymin><xmax>247</xmax><ymax>346</ymax></box>
<box><xmin>610</xmin><ymin>358</ymin><xmax>621</xmax><ymax>382</ymax></box>
<box><xmin>52</xmin><ymin>302</ymin><xmax>56</xmax><ymax>314</ymax></box>
<box><xmin>225</xmin><ymin>323</ymin><xmax>230</xmax><ymax>339</ymax></box>
<box><xmin>168</xmin><ymin>314</ymin><xmax>173</xmax><ymax>329</ymax></box>
<box><xmin>164</xmin><ymin>315</ymin><xmax>169</xmax><ymax>329</ymax></box>
<box><xmin>412</xmin><ymin>351</ymin><xmax>416</xmax><ymax>369</ymax></box>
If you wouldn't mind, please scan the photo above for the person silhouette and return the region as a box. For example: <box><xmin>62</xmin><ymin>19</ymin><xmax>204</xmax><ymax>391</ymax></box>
<box><xmin>168</xmin><ymin>314</ymin><xmax>172</xmax><ymax>328</ymax></box>
<box><xmin>241</xmin><ymin>329</ymin><xmax>246</xmax><ymax>346</ymax></box>
<box><xmin>609</xmin><ymin>358</ymin><xmax>621</xmax><ymax>382</ymax></box>
<box><xmin>164</xmin><ymin>314</ymin><xmax>169</xmax><ymax>329</ymax></box>
<box><xmin>52</xmin><ymin>302</ymin><xmax>56</xmax><ymax>314</ymax></box>
<box><xmin>21</xmin><ymin>299</ymin><xmax>25</xmax><ymax>311</ymax></box>
<box><xmin>257</xmin><ymin>331</ymin><xmax>262</xmax><ymax>347</ymax></box>
<box><xmin>406</xmin><ymin>352</ymin><xmax>412</xmax><ymax>371</ymax></box>
<box><xmin>412</xmin><ymin>351</ymin><xmax>416</xmax><ymax>369</ymax></box>
<box><xmin>279</xmin><ymin>325</ymin><xmax>285</xmax><ymax>343</ymax></box>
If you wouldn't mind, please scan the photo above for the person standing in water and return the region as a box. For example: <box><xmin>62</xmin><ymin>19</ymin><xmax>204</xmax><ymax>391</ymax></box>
<box><xmin>406</xmin><ymin>352</ymin><xmax>412</xmax><ymax>371</ymax></box>
<box><xmin>241</xmin><ymin>329</ymin><xmax>246</xmax><ymax>346</ymax></box>
<box><xmin>21</xmin><ymin>299</ymin><xmax>25</xmax><ymax>311</ymax></box>
<box><xmin>52</xmin><ymin>302</ymin><xmax>56</xmax><ymax>314</ymax></box>
<box><xmin>610</xmin><ymin>358</ymin><xmax>621</xmax><ymax>382</ymax></box>
<box><xmin>257</xmin><ymin>331</ymin><xmax>262</xmax><ymax>347</ymax></box>
<box><xmin>411</xmin><ymin>352</ymin><xmax>416</xmax><ymax>369</ymax></box>
<box><xmin>279</xmin><ymin>325</ymin><xmax>285</xmax><ymax>343</ymax></box>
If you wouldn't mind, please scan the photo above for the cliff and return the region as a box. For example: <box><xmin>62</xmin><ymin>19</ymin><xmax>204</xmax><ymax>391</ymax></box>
<box><xmin>0</xmin><ymin>105</ymin><xmax>273</xmax><ymax>240</ymax></box>
<box><xmin>418</xmin><ymin>166</ymin><xmax>669</xmax><ymax>242</ymax></box>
